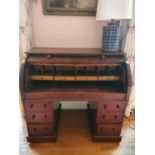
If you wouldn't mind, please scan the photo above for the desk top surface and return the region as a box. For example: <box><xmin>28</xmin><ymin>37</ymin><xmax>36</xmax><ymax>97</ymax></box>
<box><xmin>26</xmin><ymin>47</ymin><xmax>124</xmax><ymax>57</ymax></box>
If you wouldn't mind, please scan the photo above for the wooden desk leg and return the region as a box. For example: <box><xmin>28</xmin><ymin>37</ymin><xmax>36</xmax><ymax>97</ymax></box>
<box><xmin>27</xmin><ymin>102</ymin><xmax>61</xmax><ymax>143</ymax></box>
<box><xmin>87</xmin><ymin>103</ymin><xmax>122</xmax><ymax>142</ymax></box>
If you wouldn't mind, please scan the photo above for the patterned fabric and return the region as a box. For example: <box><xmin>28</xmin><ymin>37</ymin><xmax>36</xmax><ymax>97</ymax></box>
<box><xmin>19</xmin><ymin>0</ymin><xmax>34</xmax><ymax>63</ymax></box>
<box><xmin>124</xmin><ymin>26</ymin><xmax>135</xmax><ymax>117</ymax></box>
<box><xmin>124</xmin><ymin>1</ymin><xmax>135</xmax><ymax>117</ymax></box>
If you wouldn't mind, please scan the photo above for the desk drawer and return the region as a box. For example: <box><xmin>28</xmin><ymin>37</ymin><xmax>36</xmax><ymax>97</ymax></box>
<box><xmin>26</xmin><ymin>112</ymin><xmax>53</xmax><ymax>123</ymax></box>
<box><xmin>24</xmin><ymin>100</ymin><xmax>52</xmax><ymax>112</ymax></box>
<box><xmin>97</xmin><ymin>112</ymin><xmax>124</xmax><ymax>123</ymax></box>
<box><xmin>28</xmin><ymin>124</ymin><xmax>53</xmax><ymax>136</ymax></box>
<box><xmin>96</xmin><ymin>124</ymin><xmax>122</xmax><ymax>136</ymax></box>
<box><xmin>98</xmin><ymin>101</ymin><xmax>126</xmax><ymax>112</ymax></box>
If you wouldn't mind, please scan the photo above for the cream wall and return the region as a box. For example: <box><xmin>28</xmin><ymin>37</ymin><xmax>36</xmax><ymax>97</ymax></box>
<box><xmin>29</xmin><ymin>0</ymin><xmax>107</xmax><ymax>109</ymax></box>
<box><xmin>30</xmin><ymin>0</ymin><xmax>106</xmax><ymax>48</ymax></box>
<box><xmin>21</xmin><ymin>1</ymin><xmax>134</xmax><ymax>114</ymax></box>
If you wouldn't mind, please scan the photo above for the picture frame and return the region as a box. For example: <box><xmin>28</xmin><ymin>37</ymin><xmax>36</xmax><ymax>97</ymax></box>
<box><xmin>42</xmin><ymin>0</ymin><xmax>97</xmax><ymax>16</ymax></box>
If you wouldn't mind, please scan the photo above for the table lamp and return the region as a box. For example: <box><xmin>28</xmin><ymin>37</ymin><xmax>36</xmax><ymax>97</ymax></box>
<box><xmin>96</xmin><ymin>0</ymin><xmax>133</xmax><ymax>52</ymax></box>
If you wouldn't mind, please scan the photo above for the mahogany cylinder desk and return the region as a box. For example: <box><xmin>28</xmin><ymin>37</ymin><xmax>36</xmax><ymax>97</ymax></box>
<box><xmin>20</xmin><ymin>47</ymin><xmax>131</xmax><ymax>143</ymax></box>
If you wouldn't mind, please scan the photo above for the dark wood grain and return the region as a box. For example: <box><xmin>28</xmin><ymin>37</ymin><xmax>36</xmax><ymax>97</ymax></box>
<box><xmin>20</xmin><ymin>48</ymin><xmax>131</xmax><ymax>142</ymax></box>
<box><xmin>26</xmin><ymin>47</ymin><xmax>124</xmax><ymax>56</ymax></box>
<box><xmin>24</xmin><ymin>92</ymin><xmax>126</xmax><ymax>101</ymax></box>
<box><xmin>27</xmin><ymin>57</ymin><xmax>125</xmax><ymax>64</ymax></box>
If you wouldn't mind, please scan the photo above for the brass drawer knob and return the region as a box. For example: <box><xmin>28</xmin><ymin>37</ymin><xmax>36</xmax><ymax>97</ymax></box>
<box><xmin>102</xmin><ymin>115</ymin><xmax>105</xmax><ymax>119</ymax></box>
<box><xmin>46</xmin><ymin>54</ymin><xmax>51</xmax><ymax>59</ymax></box>
<box><xmin>44</xmin><ymin>104</ymin><xmax>47</xmax><ymax>108</ymax></box>
<box><xmin>104</xmin><ymin>104</ymin><xmax>107</xmax><ymax>109</ymax></box>
<box><xmin>32</xmin><ymin>115</ymin><xmax>35</xmax><ymax>119</ymax></box>
<box><xmin>112</xmin><ymin>128</ymin><xmax>115</xmax><ymax>132</ymax></box>
<box><xmin>30</xmin><ymin>104</ymin><xmax>33</xmax><ymax>108</ymax></box>
<box><xmin>114</xmin><ymin>115</ymin><xmax>117</xmax><ymax>119</ymax></box>
<box><xmin>116</xmin><ymin>104</ymin><xmax>120</xmax><ymax>108</ymax></box>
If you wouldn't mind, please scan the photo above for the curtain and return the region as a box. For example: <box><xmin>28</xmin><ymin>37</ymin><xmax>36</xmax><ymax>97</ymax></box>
<box><xmin>19</xmin><ymin>0</ymin><xmax>35</xmax><ymax>116</ymax></box>
<box><xmin>19</xmin><ymin>0</ymin><xmax>34</xmax><ymax>63</ymax></box>
<box><xmin>124</xmin><ymin>1</ymin><xmax>135</xmax><ymax>117</ymax></box>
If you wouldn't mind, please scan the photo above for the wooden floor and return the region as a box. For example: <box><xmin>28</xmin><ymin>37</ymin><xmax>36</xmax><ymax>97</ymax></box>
<box><xmin>19</xmin><ymin>110</ymin><xmax>135</xmax><ymax>155</ymax></box>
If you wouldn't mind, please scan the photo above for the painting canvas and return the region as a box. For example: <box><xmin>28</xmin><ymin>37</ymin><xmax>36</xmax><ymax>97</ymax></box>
<box><xmin>43</xmin><ymin>0</ymin><xmax>98</xmax><ymax>16</ymax></box>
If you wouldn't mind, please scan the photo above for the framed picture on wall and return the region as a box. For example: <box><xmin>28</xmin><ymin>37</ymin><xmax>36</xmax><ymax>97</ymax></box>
<box><xmin>42</xmin><ymin>0</ymin><xmax>97</xmax><ymax>16</ymax></box>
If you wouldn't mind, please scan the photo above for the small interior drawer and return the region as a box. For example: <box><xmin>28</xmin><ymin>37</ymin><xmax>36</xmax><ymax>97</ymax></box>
<box><xmin>27</xmin><ymin>124</ymin><xmax>53</xmax><ymax>136</ymax></box>
<box><xmin>76</xmin><ymin>76</ymin><xmax>97</xmax><ymax>81</ymax></box>
<box><xmin>24</xmin><ymin>100</ymin><xmax>52</xmax><ymax>112</ymax></box>
<box><xmin>26</xmin><ymin>112</ymin><xmax>53</xmax><ymax>123</ymax></box>
<box><xmin>96</xmin><ymin>124</ymin><xmax>122</xmax><ymax>136</ymax></box>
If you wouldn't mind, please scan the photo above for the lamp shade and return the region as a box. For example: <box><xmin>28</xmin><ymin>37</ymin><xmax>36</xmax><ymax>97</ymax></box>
<box><xmin>96</xmin><ymin>0</ymin><xmax>133</xmax><ymax>20</ymax></box>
